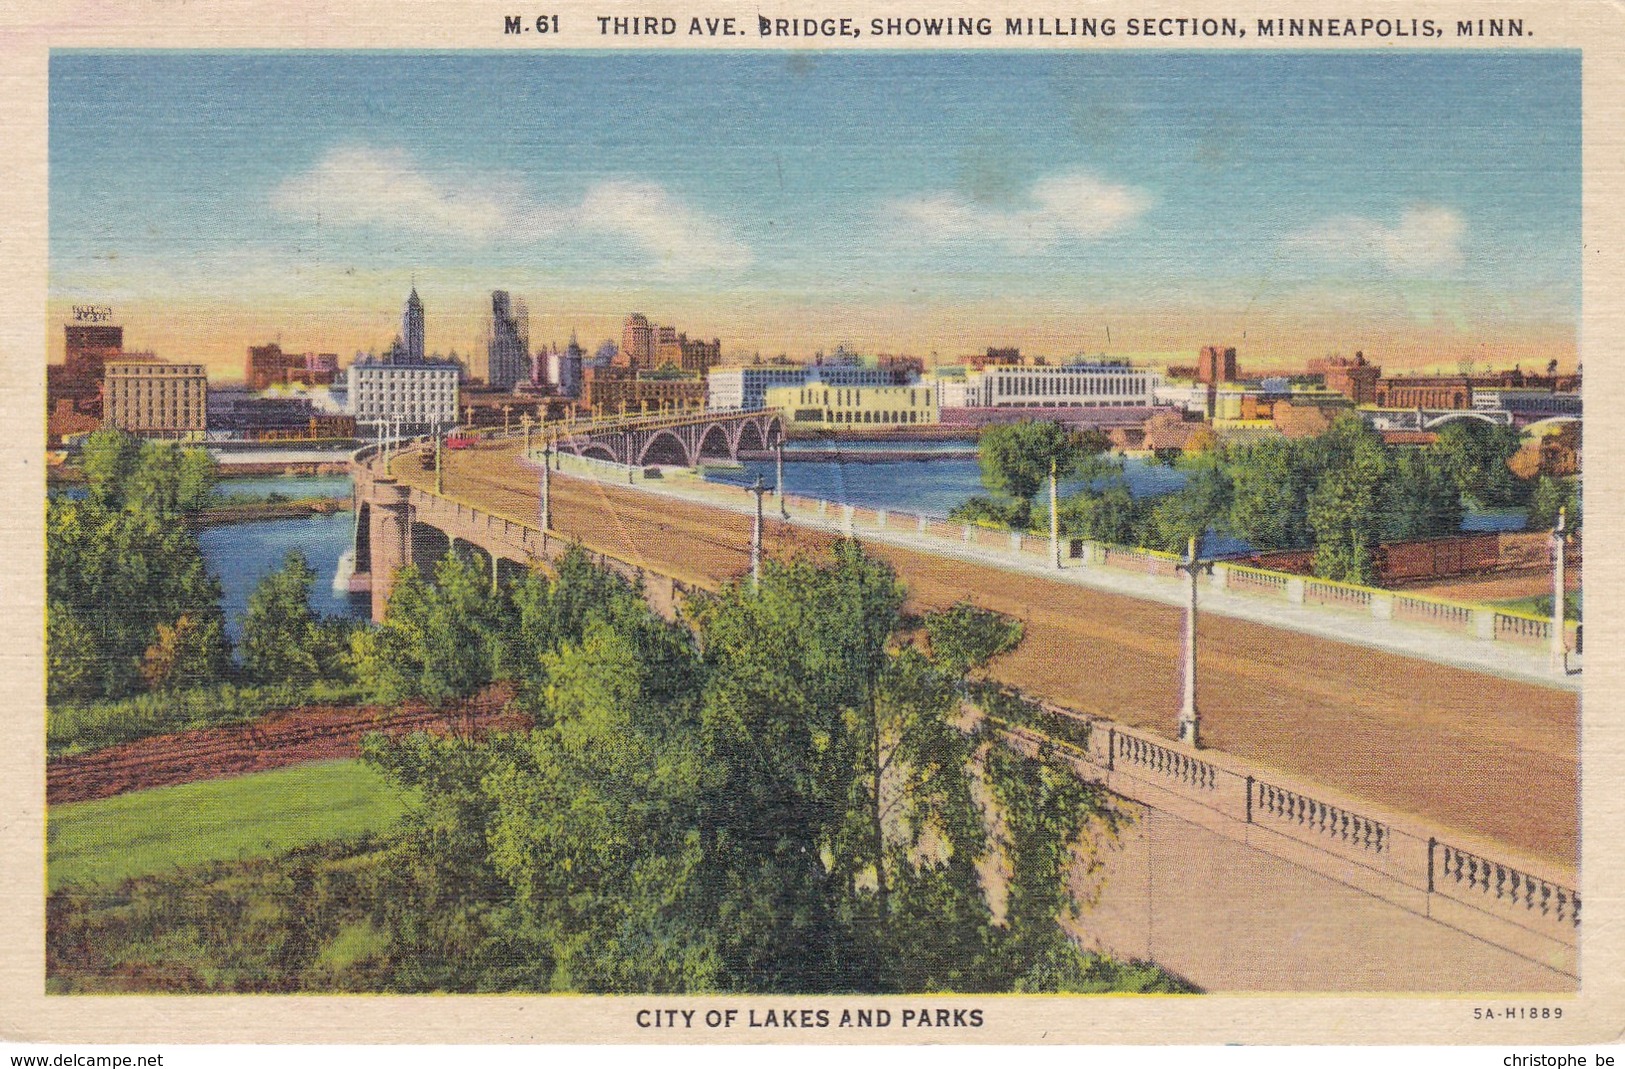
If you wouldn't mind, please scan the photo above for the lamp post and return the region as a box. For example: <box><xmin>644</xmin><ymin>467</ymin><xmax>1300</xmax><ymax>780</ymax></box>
<box><xmin>521</xmin><ymin>412</ymin><xmax>534</xmax><ymax>458</ymax></box>
<box><xmin>434</xmin><ymin>423</ymin><xmax>443</xmax><ymax>496</ymax></box>
<box><xmin>1049</xmin><ymin>456</ymin><xmax>1061</xmax><ymax>570</ymax></box>
<box><xmin>502</xmin><ymin>404</ymin><xmax>512</xmax><ymax>436</ymax></box>
<box><xmin>748</xmin><ymin>476</ymin><xmax>769</xmax><ymax>591</ymax></box>
<box><xmin>541</xmin><ymin>433</ymin><xmax>553</xmax><ymax>531</ymax></box>
<box><xmin>1175</xmin><ymin>533</ymin><xmax>1211</xmax><ymax>748</ymax></box>
<box><xmin>1551</xmin><ymin>506</ymin><xmax>1568</xmax><ymax>673</ymax></box>
<box><xmin>775</xmin><ymin>438</ymin><xmax>788</xmax><ymax>519</ymax></box>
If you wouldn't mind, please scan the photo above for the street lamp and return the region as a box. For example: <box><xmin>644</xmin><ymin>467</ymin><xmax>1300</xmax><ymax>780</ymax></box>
<box><xmin>1049</xmin><ymin>456</ymin><xmax>1061</xmax><ymax>570</ymax></box>
<box><xmin>503</xmin><ymin>403</ymin><xmax>512</xmax><ymax>436</ymax></box>
<box><xmin>1174</xmin><ymin>533</ymin><xmax>1212</xmax><ymax>748</ymax></box>
<box><xmin>775</xmin><ymin>438</ymin><xmax>788</xmax><ymax>519</ymax></box>
<box><xmin>541</xmin><ymin>433</ymin><xmax>553</xmax><ymax>531</ymax></box>
<box><xmin>1551</xmin><ymin>506</ymin><xmax>1569</xmax><ymax>673</ymax></box>
<box><xmin>748</xmin><ymin>475</ymin><xmax>770</xmax><ymax>591</ymax></box>
<box><xmin>434</xmin><ymin>423</ymin><xmax>444</xmax><ymax>496</ymax></box>
<box><xmin>521</xmin><ymin>412</ymin><xmax>534</xmax><ymax>457</ymax></box>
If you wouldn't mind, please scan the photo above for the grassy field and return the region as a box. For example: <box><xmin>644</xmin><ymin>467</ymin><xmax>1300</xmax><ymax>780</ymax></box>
<box><xmin>47</xmin><ymin>759</ymin><xmax>412</xmax><ymax>891</ymax></box>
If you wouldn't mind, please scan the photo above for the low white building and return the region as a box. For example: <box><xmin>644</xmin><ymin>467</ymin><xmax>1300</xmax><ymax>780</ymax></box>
<box><xmin>346</xmin><ymin>358</ymin><xmax>461</xmax><ymax>432</ymax></box>
<box><xmin>954</xmin><ymin>363</ymin><xmax>1161</xmax><ymax>409</ymax></box>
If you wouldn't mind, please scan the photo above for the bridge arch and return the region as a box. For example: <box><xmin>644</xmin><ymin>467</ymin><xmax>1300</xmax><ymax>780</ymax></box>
<box><xmin>580</xmin><ymin>443</ymin><xmax>619</xmax><ymax>463</ymax></box>
<box><xmin>735</xmin><ymin>418</ymin><xmax>768</xmax><ymax>453</ymax></box>
<box><xmin>1523</xmin><ymin>415</ymin><xmax>1581</xmax><ymax>434</ymax></box>
<box><xmin>696</xmin><ymin>423</ymin><xmax>733</xmax><ymax>462</ymax></box>
<box><xmin>638</xmin><ymin>430</ymin><xmax>694</xmax><ymax>467</ymax></box>
<box><xmin>762</xmin><ymin>413</ymin><xmax>785</xmax><ymax>448</ymax></box>
<box><xmin>1425</xmin><ymin>410</ymin><xmax>1506</xmax><ymax>429</ymax></box>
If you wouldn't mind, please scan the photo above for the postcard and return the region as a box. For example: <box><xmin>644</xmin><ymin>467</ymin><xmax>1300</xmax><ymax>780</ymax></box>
<box><xmin>1</xmin><ymin>0</ymin><xmax>1621</xmax><ymax>1048</ymax></box>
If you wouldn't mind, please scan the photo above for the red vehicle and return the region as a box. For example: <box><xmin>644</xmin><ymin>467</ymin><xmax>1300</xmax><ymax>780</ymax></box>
<box><xmin>444</xmin><ymin>434</ymin><xmax>478</xmax><ymax>450</ymax></box>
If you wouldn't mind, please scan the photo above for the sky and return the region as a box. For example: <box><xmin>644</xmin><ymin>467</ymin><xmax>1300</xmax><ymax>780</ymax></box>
<box><xmin>49</xmin><ymin>50</ymin><xmax>1580</xmax><ymax>379</ymax></box>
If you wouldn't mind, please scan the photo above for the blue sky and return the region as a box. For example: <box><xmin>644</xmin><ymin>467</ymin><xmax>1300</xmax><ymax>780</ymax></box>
<box><xmin>49</xmin><ymin>50</ymin><xmax>1580</xmax><ymax>375</ymax></box>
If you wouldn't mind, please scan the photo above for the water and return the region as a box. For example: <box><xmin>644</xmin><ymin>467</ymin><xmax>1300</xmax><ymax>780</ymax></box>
<box><xmin>1461</xmin><ymin>507</ymin><xmax>1528</xmax><ymax>533</ymax></box>
<box><xmin>212</xmin><ymin>474</ymin><xmax>353</xmax><ymax>501</ymax></box>
<box><xmin>705</xmin><ymin>454</ymin><xmax>1189</xmax><ymax>518</ymax></box>
<box><xmin>706</xmin><ymin>449</ymin><xmax>1532</xmax><ymax>538</ymax></box>
<box><xmin>197</xmin><ymin>510</ymin><xmax>368</xmax><ymax>641</ymax></box>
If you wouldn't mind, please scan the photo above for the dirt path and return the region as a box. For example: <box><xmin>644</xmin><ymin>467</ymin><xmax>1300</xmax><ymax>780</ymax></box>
<box><xmin>402</xmin><ymin>445</ymin><xmax>1580</xmax><ymax>866</ymax></box>
<box><xmin>49</xmin><ymin>685</ymin><xmax>530</xmax><ymax>807</ymax></box>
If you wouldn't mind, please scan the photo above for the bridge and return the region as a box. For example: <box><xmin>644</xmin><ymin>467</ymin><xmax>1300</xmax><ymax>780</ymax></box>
<box><xmin>346</xmin><ymin>438</ymin><xmax>1577</xmax><ymax>990</ymax></box>
<box><xmin>549</xmin><ymin>409</ymin><xmax>784</xmax><ymax>467</ymax></box>
<box><xmin>345</xmin><ymin>433</ymin><xmax>1579</xmax><ymax>991</ymax></box>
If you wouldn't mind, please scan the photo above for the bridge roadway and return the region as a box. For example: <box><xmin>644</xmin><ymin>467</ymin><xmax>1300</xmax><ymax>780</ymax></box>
<box><xmin>387</xmin><ymin>441</ymin><xmax>1579</xmax><ymax>868</ymax></box>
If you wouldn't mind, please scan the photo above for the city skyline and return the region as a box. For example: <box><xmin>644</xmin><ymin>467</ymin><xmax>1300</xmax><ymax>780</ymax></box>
<box><xmin>49</xmin><ymin>50</ymin><xmax>1580</xmax><ymax>378</ymax></box>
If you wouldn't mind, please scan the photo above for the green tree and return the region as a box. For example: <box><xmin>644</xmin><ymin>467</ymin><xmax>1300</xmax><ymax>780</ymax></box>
<box><xmin>79</xmin><ymin>427</ymin><xmax>141</xmax><ymax>508</ymax></box>
<box><xmin>47</xmin><ymin>497</ymin><xmax>229</xmax><ymax>699</ymax></box>
<box><xmin>1227</xmin><ymin>437</ymin><xmax>1310</xmax><ymax>549</ymax></box>
<box><xmin>1380</xmin><ymin>451</ymin><xmax>1463</xmax><ymax>541</ymax></box>
<box><xmin>1427</xmin><ymin>419</ymin><xmax>1525</xmax><ymax>509</ymax></box>
<box><xmin>1306</xmin><ymin>434</ymin><xmax>1389</xmax><ymax>584</ymax></box>
<box><xmin>1527</xmin><ymin>475</ymin><xmax>1579</xmax><ymax>532</ymax></box>
<box><xmin>923</xmin><ymin>603</ymin><xmax>1024</xmax><ymax>684</ymax></box>
<box><xmin>978</xmin><ymin>421</ymin><xmax>1108</xmax><ymax>520</ymax></box>
<box><xmin>240</xmin><ymin>551</ymin><xmax>327</xmax><ymax>685</ymax></box>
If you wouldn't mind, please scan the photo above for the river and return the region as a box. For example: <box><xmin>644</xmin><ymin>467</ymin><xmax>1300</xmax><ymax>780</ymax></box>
<box><xmin>197</xmin><ymin>475</ymin><xmax>366</xmax><ymax>640</ymax></box>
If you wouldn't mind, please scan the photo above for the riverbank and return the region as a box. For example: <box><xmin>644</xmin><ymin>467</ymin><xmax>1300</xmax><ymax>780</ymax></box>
<box><xmin>192</xmin><ymin>497</ymin><xmax>351</xmax><ymax>524</ymax></box>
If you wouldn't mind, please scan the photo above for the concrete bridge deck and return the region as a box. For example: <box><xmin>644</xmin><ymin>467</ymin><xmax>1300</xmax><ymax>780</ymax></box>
<box><xmin>377</xmin><ymin>440</ymin><xmax>1579</xmax><ymax>872</ymax></box>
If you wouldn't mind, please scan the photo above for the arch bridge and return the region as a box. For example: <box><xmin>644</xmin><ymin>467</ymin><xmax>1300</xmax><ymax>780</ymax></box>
<box><xmin>551</xmin><ymin>409</ymin><xmax>784</xmax><ymax>467</ymax></box>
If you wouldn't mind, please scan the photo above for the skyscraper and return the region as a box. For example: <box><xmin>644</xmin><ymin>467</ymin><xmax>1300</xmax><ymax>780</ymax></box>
<box><xmin>402</xmin><ymin>286</ymin><xmax>425</xmax><ymax>363</ymax></box>
<box><xmin>486</xmin><ymin>290</ymin><xmax>531</xmax><ymax>389</ymax></box>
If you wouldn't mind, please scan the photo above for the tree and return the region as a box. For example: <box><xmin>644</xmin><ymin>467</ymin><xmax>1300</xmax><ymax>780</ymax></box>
<box><xmin>1227</xmin><ymin>437</ymin><xmax>1310</xmax><ymax>549</ymax></box>
<box><xmin>1527</xmin><ymin>475</ymin><xmax>1579</xmax><ymax>532</ymax></box>
<box><xmin>1306</xmin><ymin>435</ymin><xmax>1389</xmax><ymax>584</ymax></box>
<box><xmin>138</xmin><ymin>612</ymin><xmax>229</xmax><ymax>691</ymax></box>
<box><xmin>1136</xmin><ymin>453</ymin><xmax>1232</xmax><ymax>554</ymax></box>
<box><xmin>1380</xmin><ymin>451</ymin><xmax>1463</xmax><ymax>541</ymax></box>
<box><xmin>1427</xmin><ymin>419</ymin><xmax>1525</xmax><ymax>509</ymax></box>
<box><xmin>923</xmin><ymin>603</ymin><xmax>1024</xmax><ymax>684</ymax></box>
<box><xmin>240</xmin><ymin>551</ymin><xmax>325</xmax><ymax>684</ymax></box>
<box><xmin>79</xmin><ymin>427</ymin><xmax>141</xmax><ymax>508</ymax></box>
<box><xmin>978</xmin><ymin>421</ymin><xmax>1105</xmax><ymax>511</ymax></box>
<box><xmin>47</xmin><ymin>497</ymin><xmax>230</xmax><ymax>699</ymax></box>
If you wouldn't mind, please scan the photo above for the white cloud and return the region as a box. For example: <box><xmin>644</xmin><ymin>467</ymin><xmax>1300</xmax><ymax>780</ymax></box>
<box><xmin>270</xmin><ymin>145</ymin><xmax>750</xmax><ymax>271</ymax></box>
<box><xmin>577</xmin><ymin>179</ymin><xmax>751</xmax><ymax>271</ymax></box>
<box><xmin>270</xmin><ymin>146</ymin><xmax>519</xmax><ymax>241</ymax></box>
<box><xmin>890</xmin><ymin>171</ymin><xmax>1151</xmax><ymax>249</ymax></box>
<box><xmin>1287</xmin><ymin>205</ymin><xmax>1466</xmax><ymax>273</ymax></box>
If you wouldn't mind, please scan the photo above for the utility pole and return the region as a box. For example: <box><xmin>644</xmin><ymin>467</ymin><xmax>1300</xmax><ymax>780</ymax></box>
<box><xmin>1175</xmin><ymin>534</ymin><xmax>1210</xmax><ymax>748</ymax></box>
<box><xmin>1049</xmin><ymin>456</ymin><xmax>1061</xmax><ymax>569</ymax></box>
<box><xmin>775</xmin><ymin>438</ymin><xmax>788</xmax><ymax>518</ymax></box>
<box><xmin>434</xmin><ymin>424</ymin><xmax>443</xmax><ymax>495</ymax></box>
<box><xmin>748</xmin><ymin>475</ymin><xmax>768</xmax><ymax>590</ymax></box>
<box><xmin>1551</xmin><ymin>506</ymin><xmax>1568</xmax><ymax>673</ymax></box>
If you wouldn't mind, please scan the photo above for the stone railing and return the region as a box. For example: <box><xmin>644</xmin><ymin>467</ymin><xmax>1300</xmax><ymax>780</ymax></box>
<box><xmin>981</xmin><ymin>689</ymin><xmax>1579</xmax><ymax>977</ymax></box>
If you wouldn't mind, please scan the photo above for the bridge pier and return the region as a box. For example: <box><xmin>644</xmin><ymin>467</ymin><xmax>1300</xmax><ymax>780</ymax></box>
<box><xmin>367</xmin><ymin>478</ymin><xmax>412</xmax><ymax>622</ymax></box>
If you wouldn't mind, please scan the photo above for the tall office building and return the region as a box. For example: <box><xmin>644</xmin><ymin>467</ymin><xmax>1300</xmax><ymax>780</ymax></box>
<box><xmin>620</xmin><ymin>313</ymin><xmax>654</xmax><ymax>371</ymax></box>
<box><xmin>402</xmin><ymin>287</ymin><xmax>426</xmax><ymax>363</ymax></box>
<box><xmin>486</xmin><ymin>290</ymin><xmax>531</xmax><ymax>389</ymax></box>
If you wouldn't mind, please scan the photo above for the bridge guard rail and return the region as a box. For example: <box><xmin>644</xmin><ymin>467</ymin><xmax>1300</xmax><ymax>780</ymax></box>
<box><xmin>983</xmin><ymin>691</ymin><xmax>1578</xmax><ymax>976</ymax></box>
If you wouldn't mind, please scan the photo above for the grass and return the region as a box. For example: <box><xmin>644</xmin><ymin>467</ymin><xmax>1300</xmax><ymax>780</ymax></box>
<box><xmin>1489</xmin><ymin>592</ymin><xmax>1582</xmax><ymax>621</ymax></box>
<box><xmin>47</xmin><ymin>759</ymin><xmax>412</xmax><ymax>891</ymax></box>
